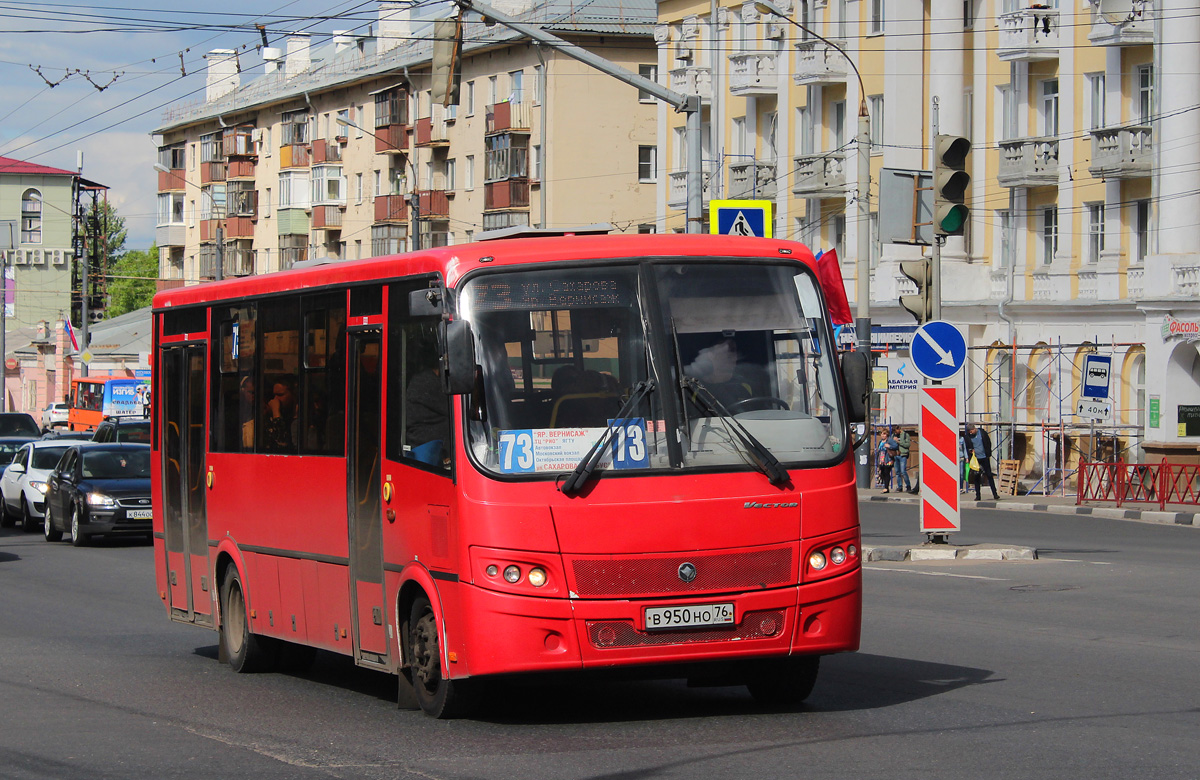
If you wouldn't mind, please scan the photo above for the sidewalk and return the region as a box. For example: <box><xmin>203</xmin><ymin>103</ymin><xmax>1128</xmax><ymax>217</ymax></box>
<box><xmin>861</xmin><ymin>487</ymin><xmax>1199</xmax><ymax>527</ymax></box>
<box><xmin>858</xmin><ymin>487</ymin><xmax>1198</xmax><ymax>563</ymax></box>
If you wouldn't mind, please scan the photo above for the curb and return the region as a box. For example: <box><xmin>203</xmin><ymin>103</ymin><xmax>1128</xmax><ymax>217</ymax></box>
<box><xmin>864</xmin><ymin>494</ymin><xmax>1198</xmax><ymax>527</ymax></box>
<box><xmin>863</xmin><ymin>543</ymin><xmax>1037</xmax><ymax>563</ymax></box>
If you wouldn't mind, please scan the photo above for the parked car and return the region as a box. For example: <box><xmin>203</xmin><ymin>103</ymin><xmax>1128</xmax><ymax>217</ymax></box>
<box><xmin>0</xmin><ymin>440</ymin><xmax>73</xmax><ymax>531</ymax></box>
<box><xmin>92</xmin><ymin>417</ymin><xmax>151</xmax><ymax>444</ymax></box>
<box><xmin>41</xmin><ymin>430</ymin><xmax>93</xmax><ymax>441</ymax></box>
<box><xmin>41</xmin><ymin>402</ymin><xmax>70</xmax><ymax>431</ymax></box>
<box><xmin>44</xmin><ymin>443</ymin><xmax>152</xmax><ymax>546</ymax></box>
<box><xmin>0</xmin><ymin>413</ymin><xmax>41</xmax><ymax>438</ymax></box>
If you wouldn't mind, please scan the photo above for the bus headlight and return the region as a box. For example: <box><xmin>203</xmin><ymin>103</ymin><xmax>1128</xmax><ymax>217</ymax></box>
<box><xmin>87</xmin><ymin>492</ymin><xmax>117</xmax><ymax>508</ymax></box>
<box><xmin>503</xmin><ymin>565</ymin><xmax>522</xmax><ymax>583</ymax></box>
<box><xmin>830</xmin><ymin>547</ymin><xmax>846</xmax><ymax>565</ymax></box>
<box><xmin>527</xmin><ymin>567</ymin><xmax>547</xmax><ymax>588</ymax></box>
<box><xmin>809</xmin><ymin>551</ymin><xmax>827</xmax><ymax>570</ymax></box>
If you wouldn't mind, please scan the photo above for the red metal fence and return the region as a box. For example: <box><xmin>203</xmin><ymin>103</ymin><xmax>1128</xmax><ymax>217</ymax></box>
<box><xmin>1077</xmin><ymin>461</ymin><xmax>1200</xmax><ymax>509</ymax></box>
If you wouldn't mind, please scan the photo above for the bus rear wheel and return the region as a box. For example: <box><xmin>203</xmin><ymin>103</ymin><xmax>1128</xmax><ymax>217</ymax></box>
<box><xmin>746</xmin><ymin>656</ymin><xmax>820</xmax><ymax>706</ymax></box>
<box><xmin>406</xmin><ymin>595</ymin><xmax>479</xmax><ymax>719</ymax></box>
<box><xmin>220</xmin><ymin>567</ymin><xmax>277</xmax><ymax>673</ymax></box>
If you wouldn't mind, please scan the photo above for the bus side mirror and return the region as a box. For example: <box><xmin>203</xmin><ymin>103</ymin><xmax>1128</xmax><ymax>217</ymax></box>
<box><xmin>409</xmin><ymin>287</ymin><xmax>446</xmax><ymax>317</ymax></box>
<box><xmin>443</xmin><ymin>320</ymin><xmax>476</xmax><ymax>396</ymax></box>
<box><xmin>840</xmin><ymin>350</ymin><xmax>871</xmax><ymax>424</ymax></box>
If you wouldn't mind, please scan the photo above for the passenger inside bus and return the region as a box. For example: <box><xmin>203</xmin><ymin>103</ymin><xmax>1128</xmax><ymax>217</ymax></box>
<box><xmin>263</xmin><ymin>374</ymin><xmax>299</xmax><ymax>452</ymax></box>
<box><xmin>238</xmin><ymin>375</ymin><xmax>255</xmax><ymax>449</ymax></box>
<box><xmin>683</xmin><ymin>335</ymin><xmax>759</xmax><ymax>409</ymax></box>
<box><xmin>406</xmin><ymin>338</ymin><xmax>451</xmax><ymax>467</ymax></box>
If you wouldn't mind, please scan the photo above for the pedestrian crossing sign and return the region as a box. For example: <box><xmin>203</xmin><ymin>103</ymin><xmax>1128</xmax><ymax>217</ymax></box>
<box><xmin>710</xmin><ymin>200</ymin><xmax>773</xmax><ymax>238</ymax></box>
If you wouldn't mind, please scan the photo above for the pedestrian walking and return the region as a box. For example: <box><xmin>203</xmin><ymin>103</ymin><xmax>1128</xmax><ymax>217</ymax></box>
<box><xmin>877</xmin><ymin>429</ymin><xmax>897</xmax><ymax>493</ymax></box>
<box><xmin>893</xmin><ymin>425</ymin><xmax>914</xmax><ymax>494</ymax></box>
<box><xmin>962</xmin><ymin>423</ymin><xmax>1000</xmax><ymax>501</ymax></box>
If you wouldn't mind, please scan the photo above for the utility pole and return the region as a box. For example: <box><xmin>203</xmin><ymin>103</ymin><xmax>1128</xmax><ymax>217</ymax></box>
<box><xmin>448</xmin><ymin>0</ymin><xmax>705</xmax><ymax>233</ymax></box>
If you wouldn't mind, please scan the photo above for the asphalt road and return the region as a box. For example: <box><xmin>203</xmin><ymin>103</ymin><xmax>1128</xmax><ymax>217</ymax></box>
<box><xmin>1</xmin><ymin>505</ymin><xmax>1198</xmax><ymax>780</ymax></box>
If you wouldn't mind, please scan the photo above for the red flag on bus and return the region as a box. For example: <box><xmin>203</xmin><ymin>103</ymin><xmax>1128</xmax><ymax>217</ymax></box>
<box><xmin>816</xmin><ymin>249</ymin><xmax>853</xmax><ymax>325</ymax></box>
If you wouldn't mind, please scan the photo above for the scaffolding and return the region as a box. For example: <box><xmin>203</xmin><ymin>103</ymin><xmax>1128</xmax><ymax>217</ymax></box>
<box><xmin>955</xmin><ymin>338</ymin><xmax>1146</xmax><ymax>497</ymax></box>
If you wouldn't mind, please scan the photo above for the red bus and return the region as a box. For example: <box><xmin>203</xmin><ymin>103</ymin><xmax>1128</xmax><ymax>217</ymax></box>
<box><xmin>151</xmin><ymin>232</ymin><xmax>869</xmax><ymax>718</ymax></box>
<box><xmin>69</xmin><ymin>375</ymin><xmax>151</xmax><ymax>431</ymax></box>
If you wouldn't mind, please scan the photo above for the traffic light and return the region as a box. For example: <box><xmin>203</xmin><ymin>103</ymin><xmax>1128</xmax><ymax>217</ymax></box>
<box><xmin>432</xmin><ymin>15</ymin><xmax>463</xmax><ymax>107</ymax></box>
<box><xmin>899</xmin><ymin>258</ymin><xmax>933</xmax><ymax>325</ymax></box>
<box><xmin>932</xmin><ymin>134</ymin><xmax>971</xmax><ymax>237</ymax></box>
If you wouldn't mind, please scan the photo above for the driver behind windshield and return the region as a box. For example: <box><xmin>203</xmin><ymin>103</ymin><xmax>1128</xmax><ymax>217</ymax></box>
<box><xmin>684</xmin><ymin>335</ymin><xmax>755</xmax><ymax>408</ymax></box>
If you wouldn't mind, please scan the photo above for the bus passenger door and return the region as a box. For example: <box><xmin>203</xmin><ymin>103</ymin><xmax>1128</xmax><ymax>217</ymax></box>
<box><xmin>347</xmin><ymin>330</ymin><xmax>389</xmax><ymax>665</ymax></box>
<box><xmin>161</xmin><ymin>344</ymin><xmax>212</xmax><ymax>624</ymax></box>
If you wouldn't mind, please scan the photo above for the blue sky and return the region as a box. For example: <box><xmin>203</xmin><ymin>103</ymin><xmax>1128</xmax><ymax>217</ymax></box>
<box><xmin>0</xmin><ymin>1</ymin><xmax>424</xmax><ymax>251</ymax></box>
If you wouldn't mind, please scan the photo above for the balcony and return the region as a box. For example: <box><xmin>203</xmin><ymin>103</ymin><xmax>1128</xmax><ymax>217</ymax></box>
<box><xmin>312</xmin><ymin>139</ymin><xmax>343</xmax><ymax>164</ymax></box>
<box><xmin>280</xmin><ymin>143</ymin><xmax>311</xmax><ymax>168</ymax></box>
<box><xmin>1089</xmin><ymin>0</ymin><xmax>1153</xmax><ymax>45</ymax></box>
<box><xmin>312</xmin><ymin>205</ymin><xmax>344</xmax><ymax>230</ymax></box>
<box><xmin>793</xmin><ymin>40</ymin><xmax>849</xmax><ymax>86</ymax></box>
<box><xmin>729</xmin><ymin>160</ymin><xmax>777</xmax><ymax>200</ymax></box>
<box><xmin>224</xmin><ymin>216</ymin><xmax>254</xmax><ymax>239</ymax></box>
<box><xmin>374</xmin><ymin>123</ymin><xmax>408</xmax><ymax>154</ymax></box>
<box><xmin>155</xmin><ymin>224</ymin><xmax>185</xmax><ymax>248</ymax></box>
<box><xmin>199</xmin><ymin>161</ymin><xmax>227</xmax><ymax>184</ymax></box>
<box><xmin>998</xmin><ymin>137</ymin><xmax>1059</xmax><ymax>188</ymax></box>
<box><xmin>485</xmin><ymin>179</ymin><xmax>530</xmax><ymax>210</ymax></box>
<box><xmin>417</xmin><ymin>190</ymin><xmax>450</xmax><ymax>218</ymax></box>
<box><xmin>728</xmin><ymin>51</ymin><xmax>779</xmax><ymax>97</ymax></box>
<box><xmin>997</xmin><ymin>8</ymin><xmax>1059</xmax><ymax>62</ymax></box>
<box><xmin>668</xmin><ymin>165</ymin><xmax>714</xmax><ymax>211</ymax></box>
<box><xmin>487</xmin><ymin>101</ymin><xmax>532</xmax><ymax>134</ymax></box>
<box><xmin>668</xmin><ymin>66</ymin><xmax>712</xmax><ymax>103</ymax></box>
<box><xmin>223</xmin><ymin>242</ymin><xmax>254</xmax><ymax>277</ymax></box>
<box><xmin>227</xmin><ymin>158</ymin><xmax>256</xmax><ymax>179</ymax></box>
<box><xmin>415</xmin><ymin>116</ymin><xmax>449</xmax><ymax>147</ymax></box>
<box><xmin>1089</xmin><ymin>126</ymin><xmax>1152</xmax><ymax>180</ymax></box>
<box><xmin>374</xmin><ymin>194</ymin><xmax>408</xmax><ymax>223</ymax></box>
<box><xmin>157</xmin><ymin>168</ymin><xmax>185</xmax><ymax>191</ymax></box>
<box><xmin>791</xmin><ymin>153</ymin><xmax>847</xmax><ymax>197</ymax></box>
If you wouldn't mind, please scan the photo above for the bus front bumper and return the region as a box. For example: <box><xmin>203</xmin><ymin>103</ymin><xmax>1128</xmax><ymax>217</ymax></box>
<box><xmin>450</xmin><ymin>568</ymin><xmax>861</xmax><ymax>679</ymax></box>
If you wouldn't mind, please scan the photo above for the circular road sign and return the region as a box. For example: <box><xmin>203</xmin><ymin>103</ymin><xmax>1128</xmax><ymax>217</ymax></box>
<box><xmin>910</xmin><ymin>320</ymin><xmax>967</xmax><ymax>381</ymax></box>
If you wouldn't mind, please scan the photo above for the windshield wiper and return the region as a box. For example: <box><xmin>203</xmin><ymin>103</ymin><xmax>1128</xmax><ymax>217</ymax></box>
<box><xmin>681</xmin><ymin>376</ymin><xmax>791</xmax><ymax>488</ymax></box>
<box><xmin>559</xmin><ymin>379</ymin><xmax>656</xmax><ymax>496</ymax></box>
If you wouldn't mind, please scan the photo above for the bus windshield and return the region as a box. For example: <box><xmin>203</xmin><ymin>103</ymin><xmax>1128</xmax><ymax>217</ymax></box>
<box><xmin>461</xmin><ymin>259</ymin><xmax>846</xmax><ymax>479</ymax></box>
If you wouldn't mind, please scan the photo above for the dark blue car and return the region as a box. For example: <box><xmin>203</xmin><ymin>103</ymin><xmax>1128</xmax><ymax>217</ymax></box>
<box><xmin>44</xmin><ymin>443</ymin><xmax>152</xmax><ymax>546</ymax></box>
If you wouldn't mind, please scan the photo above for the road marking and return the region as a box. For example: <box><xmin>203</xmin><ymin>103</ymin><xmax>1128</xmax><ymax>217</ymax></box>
<box><xmin>1039</xmin><ymin>557</ymin><xmax>1113</xmax><ymax>565</ymax></box>
<box><xmin>866</xmin><ymin>566</ymin><xmax>1009</xmax><ymax>581</ymax></box>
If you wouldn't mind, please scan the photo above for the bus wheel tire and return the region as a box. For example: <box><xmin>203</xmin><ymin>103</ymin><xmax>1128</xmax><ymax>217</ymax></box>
<box><xmin>44</xmin><ymin>503</ymin><xmax>62</xmax><ymax>542</ymax></box>
<box><xmin>220</xmin><ymin>567</ymin><xmax>277</xmax><ymax>673</ymax></box>
<box><xmin>407</xmin><ymin>594</ymin><xmax>479</xmax><ymax>719</ymax></box>
<box><xmin>746</xmin><ymin>656</ymin><xmax>820</xmax><ymax>706</ymax></box>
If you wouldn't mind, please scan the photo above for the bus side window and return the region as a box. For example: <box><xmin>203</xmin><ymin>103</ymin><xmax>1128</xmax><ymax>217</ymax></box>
<box><xmin>386</xmin><ymin>279</ymin><xmax>451</xmax><ymax>473</ymax></box>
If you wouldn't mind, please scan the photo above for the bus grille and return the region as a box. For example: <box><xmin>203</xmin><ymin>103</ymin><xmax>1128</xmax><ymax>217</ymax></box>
<box><xmin>585</xmin><ymin>610</ymin><xmax>785</xmax><ymax>648</ymax></box>
<box><xmin>570</xmin><ymin>547</ymin><xmax>793</xmax><ymax>597</ymax></box>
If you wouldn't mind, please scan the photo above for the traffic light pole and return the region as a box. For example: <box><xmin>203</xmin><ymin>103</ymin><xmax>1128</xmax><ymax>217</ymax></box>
<box><xmin>930</xmin><ymin>101</ymin><xmax>941</xmax><ymax>322</ymax></box>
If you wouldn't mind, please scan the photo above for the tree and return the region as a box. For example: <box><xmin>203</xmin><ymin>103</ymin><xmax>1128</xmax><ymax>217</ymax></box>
<box><xmin>106</xmin><ymin>244</ymin><xmax>158</xmax><ymax>318</ymax></box>
<box><xmin>74</xmin><ymin>198</ymin><xmax>129</xmax><ymax>323</ymax></box>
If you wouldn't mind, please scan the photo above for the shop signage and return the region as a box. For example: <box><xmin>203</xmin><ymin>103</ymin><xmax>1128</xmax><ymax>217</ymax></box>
<box><xmin>1161</xmin><ymin>316</ymin><xmax>1200</xmax><ymax>342</ymax></box>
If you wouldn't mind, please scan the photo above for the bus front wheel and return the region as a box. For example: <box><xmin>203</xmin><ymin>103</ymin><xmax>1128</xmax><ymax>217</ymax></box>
<box><xmin>220</xmin><ymin>567</ymin><xmax>277</xmax><ymax>673</ymax></box>
<box><xmin>406</xmin><ymin>594</ymin><xmax>479</xmax><ymax>719</ymax></box>
<box><xmin>746</xmin><ymin>656</ymin><xmax>820</xmax><ymax>706</ymax></box>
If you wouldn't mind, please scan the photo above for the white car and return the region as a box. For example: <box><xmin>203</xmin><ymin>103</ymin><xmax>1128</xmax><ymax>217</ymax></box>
<box><xmin>0</xmin><ymin>440</ymin><xmax>73</xmax><ymax>531</ymax></box>
<box><xmin>41</xmin><ymin>403</ymin><xmax>69</xmax><ymax>430</ymax></box>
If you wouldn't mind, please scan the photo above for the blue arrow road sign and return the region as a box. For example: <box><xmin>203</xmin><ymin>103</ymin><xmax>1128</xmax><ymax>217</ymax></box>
<box><xmin>910</xmin><ymin>320</ymin><xmax>967</xmax><ymax>381</ymax></box>
<box><xmin>1081</xmin><ymin>354</ymin><xmax>1112</xmax><ymax>400</ymax></box>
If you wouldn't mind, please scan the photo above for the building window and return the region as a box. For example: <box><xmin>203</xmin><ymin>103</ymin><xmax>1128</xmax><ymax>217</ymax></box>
<box><xmin>638</xmin><ymin>65</ymin><xmax>657</xmax><ymax>102</ymax></box>
<box><xmin>263</xmin><ymin>188</ymin><xmax>271</xmax><ymax>218</ymax></box>
<box><xmin>20</xmin><ymin>188</ymin><xmax>42</xmax><ymax>243</ymax></box>
<box><xmin>531</xmin><ymin>144</ymin><xmax>541</xmax><ymax>180</ymax></box>
<box><xmin>372</xmin><ymin>224</ymin><xmax>407</xmax><ymax>255</ymax></box>
<box><xmin>1137</xmin><ymin>65</ymin><xmax>1154</xmax><ymax>124</ymax></box>
<box><xmin>638</xmin><ymin>146</ymin><xmax>657</xmax><ymax>182</ymax></box>
<box><xmin>796</xmin><ymin>106</ymin><xmax>813</xmax><ymax>156</ymax></box>
<box><xmin>1131</xmin><ymin>352</ymin><xmax>1146</xmax><ymax>429</ymax></box>
<box><xmin>200</xmin><ymin>184</ymin><xmax>226</xmax><ymax>221</ymax></box>
<box><xmin>465</xmin><ymin>155</ymin><xmax>475</xmax><ymax>190</ymax></box>
<box><xmin>832</xmin><ymin>214</ymin><xmax>846</xmax><ymax>258</ymax></box>
<box><xmin>158</xmin><ymin>192</ymin><xmax>185</xmax><ymax>226</ymax></box>
<box><xmin>356</xmin><ymin>173</ymin><xmax>363</xmax><ymax>204</ymax></box>
<box><xmin>466</xmin><ymin>81</ymin><xmax>475</xmax><ymax>115</ymax></box>
<box><xmin>281</xmin><ymin>110</ymin><xmax>310</xmax><ymax>145</ymax></box>
<box><xmin>1000</xmin><ymin>84</ymin><xmax>1016</xmax><ymax>141</ymax></box>
<box><xmin>1087</xmin><ymin>73</ymin><xmax>1105</xmax><ymax>131</ymax></box>
<box><xmin>1087</xmin><ymin>203</ymin><xmax>1105</xmax><ymax>263</ymax></box>
<box><xmin>488</xmin><ymin>75</ymin><xmax>498</xmax><ymax>105</ymax></box>
<box><xmin>1135</xmin><ymin>199</ymin><xmax>1150</xmax><ymax>262</ymax></box>
<box><xmin>279</xmin><ymin>171</ymin><xmax>311</xmax><ymax>209</ymax></box>
<box><xmin>869</xmin><ymin>0</ymin><xmax>884</xmax><ymax>34</ymax></box>
<box><xmin>446</xmin><ymin>158</ymin><xmax>457</xmax><ymax>191</ymax></box>
<box><xmin>312</xmin><ymin>165</ymin><xmax>345</xmax><ymax>205</ymax></box>
<box><xmin>963</xmin><ymin>0</ymin><xmax>974</xmax><ymax>28</ymax></box>
<box><xmin>1041</xmin><ymin>206</ymin><xmax>1058</xmax><ymax>265</ymax></box>
<box><xmin>509</xmin><ymin>70</ymin><xmax>524</xmax><ymax>103</ymax></box>
<box><xmin>832</xmin><ymin>101</ymin><xmax>847</xmax><ymax>149</ymax></box>
<box><xmin>732</xmin><ymin>117</ymin><xmax>747</xmax><ymax>157</ymax></box>
<box><xmin>1041</xmin><ymin>79</ymin><xmax>1059</xmax><ymax>137</ymax></box>
<box><xmin>868</xmin><ymin>95</ymin><xmax>884</xmax><ymax>149</ymax></box>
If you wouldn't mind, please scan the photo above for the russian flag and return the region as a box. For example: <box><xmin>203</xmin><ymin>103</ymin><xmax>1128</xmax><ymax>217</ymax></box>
<box><xmin>64</xmin><ymin>319</ymin><xmax>79</xmax><ymax>352</ymax></box>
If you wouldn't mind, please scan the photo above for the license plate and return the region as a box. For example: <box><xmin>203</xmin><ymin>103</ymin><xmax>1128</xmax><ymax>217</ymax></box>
<box><xmin>644</xmin><ymin>602</ymin><xmax>734</xmax><ymax>631</ymax></box>
<box><xmin>126</xmin><ymin>508</ymin><xmax>153</xmax><ymax>520</ymax></box>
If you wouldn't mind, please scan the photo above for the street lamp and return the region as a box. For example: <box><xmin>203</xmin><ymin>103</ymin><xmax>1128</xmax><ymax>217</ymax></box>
<box><xmin>755</xmin><ymin>0</ymin><xmax>874</xmax><ymax>488</ymax></box>
<box><xmin>153</xmin><ymin>162</ymin><xmax>224</xmax><ymax>281</ymax></box>
<box><xmin>336</xmin><ymin>115</ymin><xmax>421</xmax><ymax>251</ymax></box>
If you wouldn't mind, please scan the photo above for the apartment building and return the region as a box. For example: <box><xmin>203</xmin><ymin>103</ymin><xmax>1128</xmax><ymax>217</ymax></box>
<box><xmin>656</xmin><ymin>0</ymin><xmax>1200</xmax><ymax>472</ymax></box>
<box><xmin>154</xmin><ymin>0</ymin><xmax>658</xmax><ymax>284</ymax></box>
